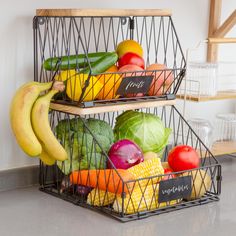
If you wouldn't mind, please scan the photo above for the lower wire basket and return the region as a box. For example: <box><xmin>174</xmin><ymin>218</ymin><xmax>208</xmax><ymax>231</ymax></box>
<box><xmin>39</xmin><ymin>105</ymin><xmax>221</xmax><ymax>222</ymax></box>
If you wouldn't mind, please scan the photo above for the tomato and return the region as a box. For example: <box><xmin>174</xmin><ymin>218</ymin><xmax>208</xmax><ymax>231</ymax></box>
<box><xmin>167</xmin><ymin>145</ymin><xmax>200</xmax><ymax>172</ymax></box>
<box><xmin>162</xmin><ymin>168</ymin><xmax>176</xmax><ymax>181</ymax></box>
<box><xmin>118</xmin><ymin>52</ymin><xmax>145</xmax><ymax>69</ymax></box>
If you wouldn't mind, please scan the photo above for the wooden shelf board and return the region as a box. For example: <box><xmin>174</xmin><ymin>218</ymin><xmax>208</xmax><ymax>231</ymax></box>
<box><xmin>208</xmin><ymin>37</ymin><xmax>236</xmax><ymax>44</ymax></box>
<box><xmin>197</xmin><ymin>141</ymin><xmax>236</xmax><ymax>158</ymax></box>
<box><xmin>177</xmin><ymin>91</ymin><xmax>236</xmax><ymax>102</ymax></box>
<box><xmin>211</xmin><ymin>141</ymin><xmax>236</xmax><ymax>156</ymax></box>
<box><xmin>36</xmin><ymin>9</ymin><xmax>171</xmax><ymax>17</ymax></box>
<box><xmin>50</xmin><ymin>99</ymin><xmax>176</xmax><ymax>116</ymax></box>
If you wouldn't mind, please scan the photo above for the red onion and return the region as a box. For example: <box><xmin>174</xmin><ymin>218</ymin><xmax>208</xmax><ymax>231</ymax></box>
<box><xmin>107</xmin><ymin>139</ymin><xmax>144</xmax><ymax>169</ymax></box>
<box><xmin>76</xmin><ymin>185</ymin><xmax>93</xmax><ymax>196</ymax></box>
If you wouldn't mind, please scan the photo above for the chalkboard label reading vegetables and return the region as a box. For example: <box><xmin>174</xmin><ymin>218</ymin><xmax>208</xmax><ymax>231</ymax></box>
<box><xmin>158</xmin><ymin>176</ymin><xmax>192</xmax><ymax>203</ymax></box>
<box><xmin>116</xmin><ymin>75</ymin><xmax>153</xmax><ymax>96</ymax></box>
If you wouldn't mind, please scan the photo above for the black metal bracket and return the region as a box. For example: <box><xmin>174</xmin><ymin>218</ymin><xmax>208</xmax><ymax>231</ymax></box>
<box><xmin>216</xmin><ymin>175</ymin><xmax>222</xmax><ymax>181</ymax></box>
<box><xmin>82</xmin><ymin>101</ymin><xmax>95</xmax><ymax>108</ymax></box>
<box><xmin>33</xmin><ymin>16</ymin><xmax>38</xmax><ymax>29</ymax></box>
<box><xmin>167</xmin><ymin>94</ymin><xmax>176</xmax><ymax>100</ymax></box>
<box><xmin>33</xmin><ymin>17</ymin><xmax>45</xmax><ymax>29</ymax></box>
<box><xmin>129</xmin><ymin>17</ymin><xmax>135</xmax><ymax>40</ymax></box>
<box><xmin>38</xmin><ymin>17</ymin><xmax>45</xmax><ymax>25</ymax></box>
<box><xmin>120</xmin><ymin>17</ymin><xmax>127</xmax><ymax>25</ymax></box>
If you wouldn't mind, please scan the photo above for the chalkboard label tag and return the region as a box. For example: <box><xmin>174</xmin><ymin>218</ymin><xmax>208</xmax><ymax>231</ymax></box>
<box><xmin>158</xmin><ymin>176</ymin><xmax>192</xmax><ymax>203</ymax></box>
<box><xmin>116</xmin><ymin>75</ymin><xmax>153</xmax><ymax>96</ymax></box>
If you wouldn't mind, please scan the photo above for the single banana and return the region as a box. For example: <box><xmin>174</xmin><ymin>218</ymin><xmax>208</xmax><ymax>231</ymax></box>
<box><xmin>10</xmin><ymin>81</ymin><xmax>53</xmax><ymax>157</ymax></box>
<box><xmin>31</xmin><ymin>88</ymin><xmax>68</xmax><ymax>161</ymax></box>
<box><xmin>40</xmin><ymin>147</ymin><xmax>56</xmax><ymax>166</ymax></box>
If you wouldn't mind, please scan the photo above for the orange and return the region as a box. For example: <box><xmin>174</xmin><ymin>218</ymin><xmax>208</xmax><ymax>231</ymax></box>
<box><xmin>105</xmin><ymin>65</ymin><xmax>118</xmax><ymax>73</ymax></box>
<box><xmin>146</xmin><ymin>64</ymin><xmax>174</xmax><ymax>96</ymax></box>
<box><xmin>97</xmin><ymin>65</ymin><xmax>122</xmax><ymax>100</ymax></box>
<box><xmin>116</xmin><ymin>40</ymin><xmax>143</xmax><ymax>58</ymax></box>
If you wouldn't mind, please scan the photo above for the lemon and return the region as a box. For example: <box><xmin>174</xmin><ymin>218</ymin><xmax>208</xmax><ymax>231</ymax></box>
<box><xmin>54</xmin><ymin>69</ymin><xmax>76</xmax><ymax>82</ymax></box>
<box><xmin>54</xmin><ymin>70</ymin><xmax>103</xmax><ymax>102</ymax></box>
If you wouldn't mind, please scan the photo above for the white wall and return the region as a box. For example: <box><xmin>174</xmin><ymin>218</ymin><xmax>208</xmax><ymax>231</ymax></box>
<box><xmin>0</xmin><ymin>0</ymin><xmax>235</xmax><ymax>170</ymax></box>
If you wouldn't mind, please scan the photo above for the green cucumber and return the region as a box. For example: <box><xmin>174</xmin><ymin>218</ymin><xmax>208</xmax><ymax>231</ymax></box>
<box><xmin>81</xmin><ymin>52</ymin><xmax>118</xmax><ymax>75</ymax></box>
<box><xmin>43</xmin><ymin>52</ymin><xmax>110</xmax><ymax>71</ymax></box>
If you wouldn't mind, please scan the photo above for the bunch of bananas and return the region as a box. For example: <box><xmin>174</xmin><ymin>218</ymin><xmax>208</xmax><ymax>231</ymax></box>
<box><xmin>9</xmin><ymin>81</ymin><xmax>68</xmax><ymax>165</ymax></box>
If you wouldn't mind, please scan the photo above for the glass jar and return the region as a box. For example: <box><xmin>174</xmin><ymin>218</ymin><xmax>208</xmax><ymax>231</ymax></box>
<box><xmin>187</xmin><ymin>118</ymin><xmax>214</xmax><ymax>150</ymax></box>
<box><xmin>215</xmin><ymin>113</ymin><xmax>236</xmax><ymax>141</ymax></box>
<box><xmin>187</xmin><ymin>62</ymin><xmax>218</xmax><ymax>96</ymax></box>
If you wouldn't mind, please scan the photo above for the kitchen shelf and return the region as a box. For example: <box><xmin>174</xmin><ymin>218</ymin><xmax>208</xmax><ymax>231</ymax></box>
<box><xmin>50</xmin><ymin>99</ymin><xmax>176</xmax><ymax>116</ymax></box>
<box><xmin>180</xmin><ymin>1</ymin><xmax>236</xmax><ymax>104</ymax></box>
<box><xmin>208</xmin><ymin>37</ymin><xmax>236</xmax><ymax>44</ymax></box>
<box><xmin>211</xmin><ymin>141</ymin><xmax>236</xmax><ymax>156</ymax></box>
<box><xmin>207</xmin><ymin>1</ymin><xmax>236</xmax><ymax>62</ymax></box>
<box><xmin>197</xmin><ymin>141</ymin><xmax>236</xmax><ymax>157</ymax></box>
<box><xmin>177</xmin><ymin>91</ymin><xmax>236</xmax><ymax>102</ymax></box>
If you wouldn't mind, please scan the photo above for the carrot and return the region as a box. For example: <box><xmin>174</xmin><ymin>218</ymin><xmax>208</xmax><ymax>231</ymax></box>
<box><xmin>70</xmin><ymin>169</ymin><xmax>134</xmax><ymax>194</ymax></box>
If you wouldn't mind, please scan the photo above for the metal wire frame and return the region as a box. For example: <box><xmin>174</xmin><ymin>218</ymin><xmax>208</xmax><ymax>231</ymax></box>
<box><xmin>33</xmin><ymin>15</ymin><xmax>186</xmax><ymax>107</ymax></box>
<box><xmin>39</xmin><ymin>105</ymin><xmax>221</xmax><ymax>222</ymax></box>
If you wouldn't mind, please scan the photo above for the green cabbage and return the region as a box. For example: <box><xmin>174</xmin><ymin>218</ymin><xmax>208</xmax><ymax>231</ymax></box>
<box><xmin>114</xmin><ymin>110</ymin><xmax>171</xmax><ymax>154</ymax></box>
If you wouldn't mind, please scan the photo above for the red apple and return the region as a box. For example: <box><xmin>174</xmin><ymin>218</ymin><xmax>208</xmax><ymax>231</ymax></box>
<box><xmin>167</xmin><ymin>145</ymin><xmax>200</xmax><ymax>172</ymax></box>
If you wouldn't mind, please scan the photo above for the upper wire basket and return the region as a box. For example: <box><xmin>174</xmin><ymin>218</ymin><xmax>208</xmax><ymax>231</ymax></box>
<box><xmin>34</xmin><ymin>9</ymin><xmax>186</xmax><ymax>107</ymax></box>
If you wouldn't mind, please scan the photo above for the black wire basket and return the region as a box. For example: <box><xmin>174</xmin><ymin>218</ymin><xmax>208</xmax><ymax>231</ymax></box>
<box><xmin>40</xmin><ymin>105</ymin><xmax>221</xmax><ymax>222</ymax></box>
<box><xmin>34</xmin><ymin>10</ymin><xmax>186</xmax><ymax>107</ymax></box>
<box><xmin>35</xmin><ymin>9</ymin><xmax>221</xmax><ymax>222</ymax></box>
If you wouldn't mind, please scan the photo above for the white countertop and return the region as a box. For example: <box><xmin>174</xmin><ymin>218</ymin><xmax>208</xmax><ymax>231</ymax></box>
<box><xmin>0</xmin><ymin>156</ymin><xmax>236</xmax><ymax>236</ymax></box>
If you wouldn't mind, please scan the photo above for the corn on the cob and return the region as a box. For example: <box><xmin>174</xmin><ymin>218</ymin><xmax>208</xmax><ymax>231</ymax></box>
<box><xmin>87</xmin><ymin>158</ymin><xmax>165</xmax><ymax>207</ymax></box>
<box><xmin>127</xmin><ymin>158</ymin><xmax>164</xmax><ymax>187</ymax></box>
<box><xmin>113</xmin><ymin>184</ymin><xmax>180</xmax><ymax>214</ymax></box>
<box><xmin>87</xmin><ymin>188</ymin><xmax>117</xmax><ymax>206</ymax></box>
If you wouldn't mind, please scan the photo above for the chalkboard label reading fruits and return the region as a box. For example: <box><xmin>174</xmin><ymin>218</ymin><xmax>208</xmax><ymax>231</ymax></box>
<box><xmin>116</xmin><ymin>75</ymin><xmax>153</xmax><ymax>96</ymax></box>
<box><xmin>158</xmin><ymin>176</ymin><xmax>192</xmax><ymax>203</ymax></box>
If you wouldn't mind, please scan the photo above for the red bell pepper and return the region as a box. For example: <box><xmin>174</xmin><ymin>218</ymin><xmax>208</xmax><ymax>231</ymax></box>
<box><xmin>162</xmin><ymin>168</ymin><xmax>176</xmax><ymax>181</ymax></box>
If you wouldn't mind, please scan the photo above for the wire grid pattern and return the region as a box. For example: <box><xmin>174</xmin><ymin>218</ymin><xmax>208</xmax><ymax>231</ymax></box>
<box><xmin>40</xmin><ymin>105</ymin><xmax>221</xmax><ymax>221</ymax></box>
